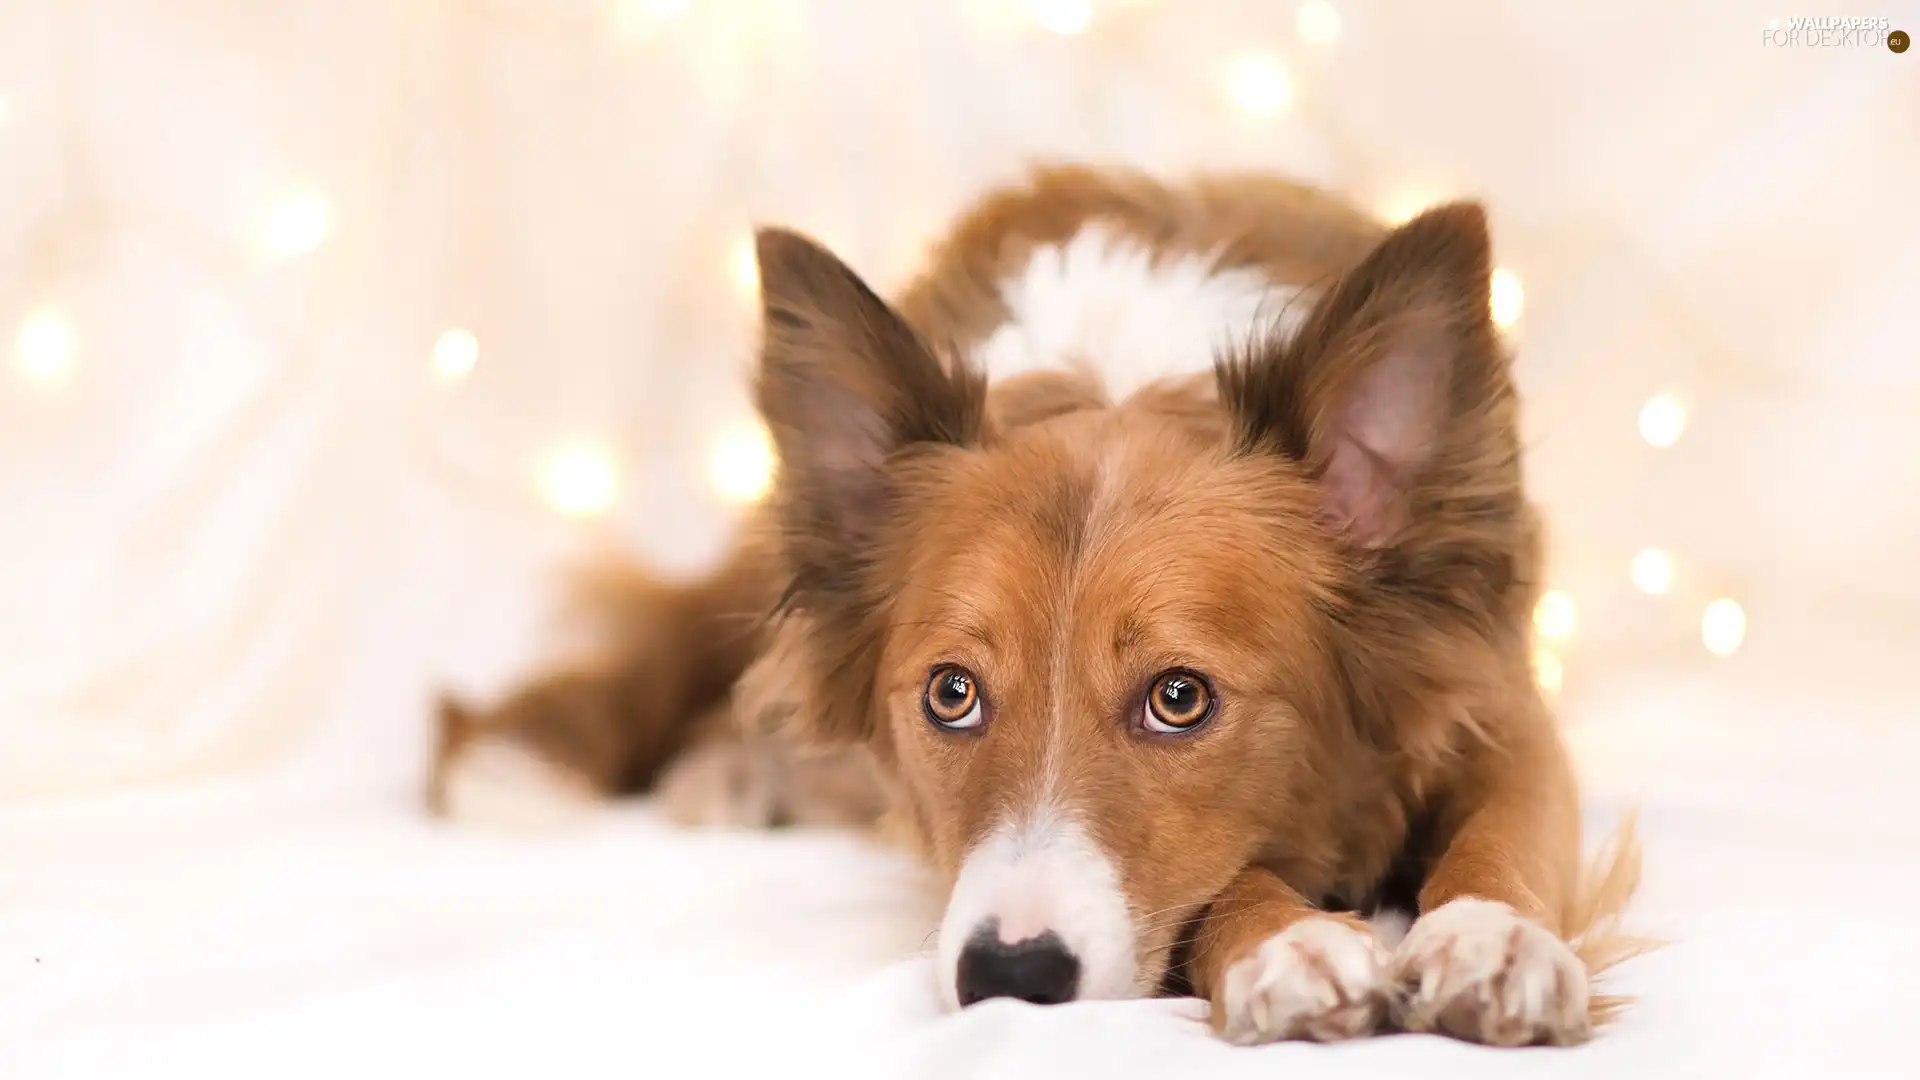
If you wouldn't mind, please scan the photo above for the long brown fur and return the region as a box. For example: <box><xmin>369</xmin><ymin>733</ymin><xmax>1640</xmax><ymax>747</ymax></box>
<box><xmin>1567</xmin><ymin>813</ymin><xmax>1658</xmax><ymax>1025</ymax></box>
<box><xmin>428</xmin><ymin>164</ymin><xmax>1648</xmax><ymax>1043</ymax></box>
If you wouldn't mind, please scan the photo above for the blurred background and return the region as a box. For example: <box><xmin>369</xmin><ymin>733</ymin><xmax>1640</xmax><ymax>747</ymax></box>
<box><xmin>3</xmin><ymin>1</ymin><xmax>1917</xmax><ymax>1075</ymax></box>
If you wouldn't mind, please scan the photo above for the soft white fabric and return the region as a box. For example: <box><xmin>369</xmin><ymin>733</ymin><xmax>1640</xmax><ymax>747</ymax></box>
<box><xmin>8</xmin><ymin>668</ymin><xmax>1920</xmax><ymax>1078</ymax></box>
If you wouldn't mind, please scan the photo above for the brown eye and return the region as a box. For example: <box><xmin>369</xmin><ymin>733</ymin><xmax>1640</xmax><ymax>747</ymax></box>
<box><xmin>1143</xmin><ymin>670</ymin><xmax>1214</xmax><ymax>733</ymax></box>
<box><xmin>924</xmin><ymin>665</ymin><xmax>984</xmax><ymax>730</ymax></box>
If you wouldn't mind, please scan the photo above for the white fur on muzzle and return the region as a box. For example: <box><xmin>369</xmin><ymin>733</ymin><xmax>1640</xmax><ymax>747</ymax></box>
<box><xmin>934</xmin><ymin>803</ymin><xmax>1139</xmax><ymax>1008</ymax></box>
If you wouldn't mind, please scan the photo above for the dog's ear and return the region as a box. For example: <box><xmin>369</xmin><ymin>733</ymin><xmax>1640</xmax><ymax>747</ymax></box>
<box><xmin>754</xmin><ymin>228</ymin><xmax>984</xmax><ymax>568</ymax></box>
<box><xmin>752</xmin><ymin>228</ymin><xmax>985</xmax><ymax>743</ymax></box>
<box><xmin>1218</xmin><ymin>203</ymin><xmax>1515</xmax><ymax>549</ymax></box>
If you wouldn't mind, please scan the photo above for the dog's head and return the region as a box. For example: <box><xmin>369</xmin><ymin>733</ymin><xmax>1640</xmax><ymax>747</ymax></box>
<box><xmin>751</xmin><ymin>204</ymin><xmax>1523</xmax><ymax>1008</ymax></box>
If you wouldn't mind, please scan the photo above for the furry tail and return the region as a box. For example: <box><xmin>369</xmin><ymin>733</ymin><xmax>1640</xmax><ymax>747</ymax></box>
<box><xmin>557</xmin><ymin>551</ymin><xmax>681</xmax><ymax>658</ymax></box>
<box><xmin>1564</xmin><ymin>810</ymin><xmax>1664</xmax><ymax>1027</ymax></box>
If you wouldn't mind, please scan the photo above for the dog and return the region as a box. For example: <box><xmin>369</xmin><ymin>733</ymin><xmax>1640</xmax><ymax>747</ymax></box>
<box><xmin>429</xmin><ymin>165</ymin><xmax>1645</xmax><ymax>1047</ymax></box>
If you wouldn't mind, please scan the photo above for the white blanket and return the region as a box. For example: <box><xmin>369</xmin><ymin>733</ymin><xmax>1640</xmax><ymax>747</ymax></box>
<box><xmin>9</xmin><ymin>677</ymin><xmax>1918</xmax><ymax>1080</ymax></box>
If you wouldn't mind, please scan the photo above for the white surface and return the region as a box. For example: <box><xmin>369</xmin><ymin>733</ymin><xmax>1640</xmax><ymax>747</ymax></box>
<box><xmin>8</xmin><ymin>670</ymin><xmax>1920</xmax><ymax>1079</ymax></box>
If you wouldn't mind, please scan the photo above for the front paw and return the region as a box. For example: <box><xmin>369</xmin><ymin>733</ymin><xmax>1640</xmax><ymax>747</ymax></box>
<box><xmin>1392</xmin><ymin>898</ymin><xmax>1591</xmax><ymax>1046</ymax></box>
<box><xmin>1215</xmin><ymin>917</ymin><xmax>1392</xmax><ymax>1044</ymax></box>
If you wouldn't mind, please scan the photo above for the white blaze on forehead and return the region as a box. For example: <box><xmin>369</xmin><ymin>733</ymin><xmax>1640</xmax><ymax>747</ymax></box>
<box><xmin>934</xmin><ymin>225</ymin><xmax>1300</xmax><ymax>1009</ymax></box>
<box><xmin>971</xmin><ymin>224</ymin><xmax>1309</xmax><ymax>400</ymax></box>
<box><xmin>935</xmin><ymin>801</ymin><xmax>1139</xmax><ymax>1009</ymax></box>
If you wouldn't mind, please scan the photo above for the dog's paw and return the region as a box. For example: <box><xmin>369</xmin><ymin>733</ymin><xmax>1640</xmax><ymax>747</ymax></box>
<box><xmin>657</xmin><ymin>737</ymin><xmax>885</xmax><ymax>831</ymax></box>
<box><xmin>436</xmin><ymin>738</ymin><xmax>602</xmax><ymax>830</ymax></box>
<box><xmin>1392</xmin><ymin>898</ymin><xmax>1591</xmax><ymax>1046</ymax></box>
<box><xmin>655</xmin><ymin>738</ymin><xmax>787</xmax><ymax>828</ymax></box>
<box><xmin>1215</xmin><ymin>917</ymin><xmax>1392</xmax><ymax>1044</ymax></box>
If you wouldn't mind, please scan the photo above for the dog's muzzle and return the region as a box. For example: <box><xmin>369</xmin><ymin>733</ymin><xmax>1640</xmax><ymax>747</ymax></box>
<box><xmin>954</xmin><ymin>921</ymin><xmax>1082</xmax><ymax>1006</ymax></box>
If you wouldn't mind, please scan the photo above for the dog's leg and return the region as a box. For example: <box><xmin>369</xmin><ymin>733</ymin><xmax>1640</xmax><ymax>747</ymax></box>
<box><xmin>1188</xmin><ymin>867</ymin><xmax>1392</xmax><ymax>1044</ymax></box>
<box><xmin>655</xmin><ymin>714</ymin><xmax>887</xmax><ymax>830</ymax></box>
<box><xmin>1392</xmin><ymin>722</ymin><xmax>1591</xmax><ymax>1046</ymax></box>
<box><xmin>429</xmin><ymin>535</ymin><xmax>775</xmax><ymax>827</ymax></box>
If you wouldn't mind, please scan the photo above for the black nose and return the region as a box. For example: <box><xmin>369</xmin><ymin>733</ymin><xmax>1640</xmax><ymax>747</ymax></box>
<box><xmin>955</xmin><ymin>924</ymin><xmax>1081</xmax><ymax>1007</ymax></box>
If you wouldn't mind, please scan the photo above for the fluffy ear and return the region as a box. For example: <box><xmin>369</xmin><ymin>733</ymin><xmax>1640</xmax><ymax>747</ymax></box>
<box><xmin>752</xmin><ymin>228</ymin><xmax>985</xmax><ymax>590</ymax></box>
<box><xmin>751</xmin><ymin>228</ymin><xmax>985</xmax><ymax>744</ymax></box>
<box><xmin>1218</xmin><ymin>203</ymin><xmax>1513</xmax><ymax>548</ymax></box>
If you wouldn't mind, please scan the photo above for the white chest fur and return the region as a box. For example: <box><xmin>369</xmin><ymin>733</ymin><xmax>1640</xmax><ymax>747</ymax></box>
<box><xmin>970</xmin><ymin>225</ymin><xmax>1309</xmax><ymax>400</ymax></box>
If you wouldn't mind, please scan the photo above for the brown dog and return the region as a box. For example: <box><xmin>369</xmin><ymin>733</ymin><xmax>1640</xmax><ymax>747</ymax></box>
<box><xmin>430</xmin><ymin>165</ymin><xmax>1643</xmax><ymax>1047</ymax></box>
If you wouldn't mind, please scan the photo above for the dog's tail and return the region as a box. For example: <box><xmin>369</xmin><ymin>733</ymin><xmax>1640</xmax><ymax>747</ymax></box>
<box><xmin>1563</xmin><ymin>810</ymin><xmax>1664</xmax><ymax>1027</ymax></box>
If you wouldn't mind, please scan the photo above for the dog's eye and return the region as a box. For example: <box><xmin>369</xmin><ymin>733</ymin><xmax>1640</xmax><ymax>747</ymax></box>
<box><xmin>1143</xmin><ymin>670</ymin><xmax>1214</xmax><ymax>734</ymax></box>
<box><xmin>924</xmin><ymin>665</ymin><xmax>985</xmax><ymax>731</ymax></box>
